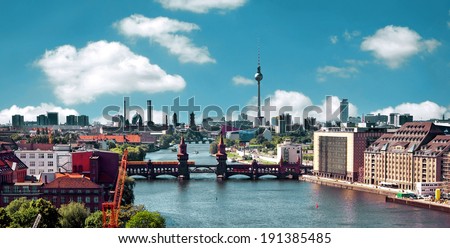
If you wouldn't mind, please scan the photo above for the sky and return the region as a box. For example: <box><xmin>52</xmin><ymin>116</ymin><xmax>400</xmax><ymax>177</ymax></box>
<box><xmin>0</xmin><ymin>0</ymin><xmax>449</xmax><ymax>125</ymax></box>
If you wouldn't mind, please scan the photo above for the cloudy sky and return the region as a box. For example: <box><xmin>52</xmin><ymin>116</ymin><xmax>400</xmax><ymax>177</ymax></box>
<box><xmin>0</xmin><ymin>0</ymin><xmax>449</xmax><ymax>124</ymax></box>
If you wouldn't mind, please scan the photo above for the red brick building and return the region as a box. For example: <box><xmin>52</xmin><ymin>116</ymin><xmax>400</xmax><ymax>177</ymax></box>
<box><xmin>41</xmin><ymin>174</ymin><xmax>104</xmax><ymax>212</ymax></box>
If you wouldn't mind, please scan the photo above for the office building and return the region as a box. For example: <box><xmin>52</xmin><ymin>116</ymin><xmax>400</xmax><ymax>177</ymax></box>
<box><xmin>37</xmin><ymin>114</ymin><xmax>48</xmax><ymax>126</ymax></box>
<box><xmin>313</xmin><ymin>127</ymin><xmax>386</xmax><ymax>182</ymax></box>
<box><xmin>47</xmin><ymin>112</ymin><xmax>58</xmax><ymax>125</ymax></box>
<box><xmin>340</xmin><ymin>99</ymin><xmax>349</xmax><ymax>123</ymax></box>
<box><xmin>12</xmin><ymin>114</ymin><xmax>24</xmax><ymax>128</ymax></box>
<box><xmin>77</xmin><ymin>115</ymin><xmax>89</xmax><ymax>126</ymax></box>
<box><xmin>365</xmin><ymin>113</ymin><xmax>388</xmax><ymax>125</ymax></box>
<box><xmin>66</xmin><ymin>115</ymin><xmax>78</xmax><ymax>125</ymax></box>
<box><xmin>399</xmin><ymin>114</ymin><xmax>413</xmax><ymax>126</ymax></box>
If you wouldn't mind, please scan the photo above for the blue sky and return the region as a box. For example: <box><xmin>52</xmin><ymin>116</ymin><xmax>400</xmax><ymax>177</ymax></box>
<box><xmin>0</xmin><ymin>0</ymin><xmax>449</xmax><ymax>124</ymax></box>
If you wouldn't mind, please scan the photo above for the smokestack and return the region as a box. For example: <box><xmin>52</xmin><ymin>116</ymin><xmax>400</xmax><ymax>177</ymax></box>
<box><xmin>123</xmin><ymin>97</ymin><xmax>129</xmax><ymax>122</ymax></box>
<box><xmin>147</xmin><ymin>100</ymin><xmax>153</xmax><ymax>124</ymax></box>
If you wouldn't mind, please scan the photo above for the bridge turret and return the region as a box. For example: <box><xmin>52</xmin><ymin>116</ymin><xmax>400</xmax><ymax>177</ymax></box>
<box><xmin>215</xmin><ymin>134</ymin><xmax>227</xmax><ymax>179</ymax></box>
<box><xmin>177</xmin><ymin>136</ymin><xmax>190</xmax><ymax>180</ymax></box>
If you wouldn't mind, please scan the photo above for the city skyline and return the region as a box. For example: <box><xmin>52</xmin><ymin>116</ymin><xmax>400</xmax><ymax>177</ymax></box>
<box><xmin>0</xmin><ymin>0</ymin><xmax>449</xmax><ymax>124</ymax></box>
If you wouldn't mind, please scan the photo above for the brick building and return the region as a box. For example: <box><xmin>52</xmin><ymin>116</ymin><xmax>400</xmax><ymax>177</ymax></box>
<box><xmin>364</xmin><ymin>122</ymin><xmax>450</xmax><ymax>191</ymax></box>
<box><xmin>41</xmin><ymin>174</ymin><xmax>104</xmax><ymax>212</ymax></box>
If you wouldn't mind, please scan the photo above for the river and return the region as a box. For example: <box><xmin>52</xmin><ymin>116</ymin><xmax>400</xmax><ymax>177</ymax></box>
<box><xmin>133</xmin><ymin>144</ymin><xmax>450</xmax><ymax>228</ymax></box>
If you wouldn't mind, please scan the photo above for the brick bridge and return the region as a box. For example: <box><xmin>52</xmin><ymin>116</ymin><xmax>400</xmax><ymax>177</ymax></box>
<box><xmin>127</xmin><ymin>135</ymin><xmax>312</xmax><ymax>180</ymax></box>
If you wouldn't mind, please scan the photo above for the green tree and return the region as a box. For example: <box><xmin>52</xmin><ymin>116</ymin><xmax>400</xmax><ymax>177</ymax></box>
<box><xmin>85</xmin><ymin>211</ymin><xmax>103</xmax><ymax>228</ymax></box>
<box><xmin>58</xmin><ymin>202</ymin><xmax>90</xmax><ymax>228</ymax></box>
<box><xmin>122</xmin><ymin>176</ymin><xmax>136</xmax><ymax>206</ymax></box>
<box><xmin>158</xmin><ymin>134</ymin><xmax>174</xmax><ymax>149</ymax></box>
<box><xmin>126</xmin><ymin>210</ymin><xmax>166</xmax><ymax>228</ymax></box>
<box><xmin>0</xmin><ymin>207</ymin><xmax>11</xmax><ymax>228</ymax></box>
<box><xmin>209</xmin><ymin>141</ymin><xmax>218</xmax><ymax>155</ymax></box>
<box><xmin>6</xmin><ymin>198</ymin><xmax>59</xmax><ymax>228</ymax></box>
<box><xmin>118</xmin><ymin>204</ymin><xmax>145</xmax><ymax>228</ymax></box>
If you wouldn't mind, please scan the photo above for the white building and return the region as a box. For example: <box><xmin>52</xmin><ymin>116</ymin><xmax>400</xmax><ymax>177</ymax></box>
<box><xmin>277</xmin><ymin>139</ymin><xmax>301</xmax><ymax>164</ymax></box>
<box><xmin>15</xmin><ymin>145</ymin><xmax>72</xmax><ymax>178</ymax></box>
<box><xmin>415</xmin><ymin>182</ymin><xmax>445</xmax><ymax>196</ymax></box>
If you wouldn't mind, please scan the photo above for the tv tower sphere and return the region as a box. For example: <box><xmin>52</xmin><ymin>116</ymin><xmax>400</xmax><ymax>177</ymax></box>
<box><xmin>255</xmin><ymin>66</ymin><xmax>263</xmax><ymax>82</ymax></box>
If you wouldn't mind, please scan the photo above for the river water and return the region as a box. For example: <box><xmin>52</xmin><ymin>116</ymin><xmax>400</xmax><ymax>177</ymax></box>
<box><xmin>134</xmin><ymin>144</ymin><xmax>450</xmax><ymax>228</ymax></box>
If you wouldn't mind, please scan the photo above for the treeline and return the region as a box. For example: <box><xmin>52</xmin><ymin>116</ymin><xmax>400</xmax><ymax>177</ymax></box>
<box><xmin>0</xmin><ymin>177</ymin><xmax>165</xmax><ymax>228</ymax></box>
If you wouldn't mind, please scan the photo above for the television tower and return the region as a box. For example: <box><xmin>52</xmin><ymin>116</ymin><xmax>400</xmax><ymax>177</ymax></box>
<box><xmin>254</xmin><ymin>47</ymin><xmax>263</xmax><ymax>126</ymax></box>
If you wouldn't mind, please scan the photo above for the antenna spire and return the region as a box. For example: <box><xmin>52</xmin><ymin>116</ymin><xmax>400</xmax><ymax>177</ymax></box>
<box><xmin>257</xmin><ymin>38</ymin><xmax>261</xmax><ymax>67</ymax></box>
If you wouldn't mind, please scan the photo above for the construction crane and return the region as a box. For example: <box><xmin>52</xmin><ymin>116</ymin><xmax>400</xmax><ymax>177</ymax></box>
<box><xmin>102</xmin><ymin>149</ymin><xmax>128</xmax><ymax>228</ymax></box>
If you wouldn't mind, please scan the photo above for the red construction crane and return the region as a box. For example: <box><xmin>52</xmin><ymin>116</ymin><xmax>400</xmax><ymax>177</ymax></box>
<box><xmin>102</xmin><ymin>149</ymin><xmax>128</xmax><ymax>228</ymax></box>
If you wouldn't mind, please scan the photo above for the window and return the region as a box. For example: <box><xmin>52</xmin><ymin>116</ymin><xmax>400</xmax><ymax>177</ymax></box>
<box><xmin>47</xmin><ymin>154</ymin><xmax>53</xmax><ymax>159</ymax></box>
<box><xmin>61</xmin><ymin>197</ymin><xmax>65</xmax><ymax>204</ymax></box>
<box><xmin>3</xmin><ymin>196</ymin><xmax>9</xmax><ymax>204</ymax></box>
<box><xmin>38</xmin><ymin>161</ymin><xmax>44</xmax><ymax>167</ymax></box>
<box><xmin>39</xmin><ymin>153</ymin><xmax>45</xmax><ymax>159</ymax></box>
<box><xmin>29</xmin><ymin>161</ymin><xmax>35</xmax><ymax>167</ymax></box>
<box><xmin>77</xmin><ymin>196</ymin><xmax>82</xmax><ymax>203</ymax></box>
<box><xmin>93</xmin><ymin>197</ymin><xmax>99</xmax><ymax>203</ymax></box>
<box><xmin>48</xmin><ymin>161</ymin><xmax>53</xmax><ymax>167</ymax></box>
<box><xmin>30</xmin><ymin>169</ymin><xmax>36</xmax><ymax>175</ymax></box>
<box><xmin>48</xmin><ymin>169</ymin><xmax>54</xmax><ymax>173</ymax></box>
<box><xmin>85</xmin><ymin>197</ymin><xmax>90</xmax><ymax>203</ymax></box>
<box><xmin>29</xmin><ymin>153</ymin><xmax>35</xmax><ymax>159</ymax></box>
<box><xmin>19</xmin><ymin>153</ymin><xmax>26</xmax><ymax>159</ymax></box>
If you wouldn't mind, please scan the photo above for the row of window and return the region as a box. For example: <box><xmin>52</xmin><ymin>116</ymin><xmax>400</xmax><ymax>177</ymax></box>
<box><xmin>28</xmin><ymin>161</ymin><xmax>54</xmax><ymax>167</ymax></box>
<box><xmin>19</xmin><ymin>153</ymin><xmax>54</xmax><ymax>159</ymax></box>
<box><xmin>29</xmin><ymin>169</ymin><xmax>53</xmax><ymax>174</ymax></box>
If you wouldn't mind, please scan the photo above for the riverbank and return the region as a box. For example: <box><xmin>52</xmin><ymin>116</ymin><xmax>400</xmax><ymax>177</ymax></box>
<box><xmin>301</xmin><ymin>175</ymin><xmax>450</xmax><ymax>214</ymax></box>
<box><xmin>386</xmin><ymin>196</ymin><xmax>450</xmax><ymax>213</ymax></box>
<box><xmin>300</xmin><ymin>175</ymin><xmax>401</xmax><ymax>196</ymax></box>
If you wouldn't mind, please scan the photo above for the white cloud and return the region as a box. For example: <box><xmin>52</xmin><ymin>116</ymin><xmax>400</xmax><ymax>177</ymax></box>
<box><xmin>36</xmin><ymin>40</ymin><xmax>186</xmax><ymax>105</ymax></box>
<box><xmin>316</xmin><ymin>65</ymin><xmax>358</xmax><ymax>82</ymax></box>
<box><xmin>155</xmin><ymin>0</ymin><xmax>247</xmax><ymax>13</ymax></box>
<box><xmin>0</xmin><ymin>103</ymin><xmax>79</xmax><ymax>125</ymax></box>
<box><xmin>361</xmin><ymin>25</ymin><xmax>441</xmax><ymax>68</ymax></box>
<box><xmin>330</xmin><ymin>35</ymin><xmax>338</xmax><ymax>44</ymax></box>
<box><xmin>115</xmin><ymin>15</ymin><xmax>215</xmax><ymax>64</ymax></box>
<box><xmin>371</xmin><ymin>101</ymin><xmax>447</xmax><ymax>121</ymax></box>
<box><xmin>232</xmin><ymin>75</ymin><xmax>254</xmax><ymax>85</ymax></box>
<box><xmin>343</xmin><ymin>30</ymin><xmax>361</xmax><ymax>41</ymax></box>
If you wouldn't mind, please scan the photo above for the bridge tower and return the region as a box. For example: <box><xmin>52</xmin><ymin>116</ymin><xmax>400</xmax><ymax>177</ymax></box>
<box><xmin>177</xmin><ymin>136</ymin><xmax>190</xmax><ymax>180</ymax></box>
<box><xmin>215</xmin><ymin>134</ymin><xmax>228</xmax><ymax>179</ymax></box>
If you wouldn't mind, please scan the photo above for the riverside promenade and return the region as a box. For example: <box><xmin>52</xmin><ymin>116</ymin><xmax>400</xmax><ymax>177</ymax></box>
<box><xmin>300</xmin><ymin>175</ymin><xmax>400</xmax><ymax>196</ymax></box>
<box><xmin>300</xmin><ymin>175</ymin><xmax>450</xmax><ymax>214</ymax></box>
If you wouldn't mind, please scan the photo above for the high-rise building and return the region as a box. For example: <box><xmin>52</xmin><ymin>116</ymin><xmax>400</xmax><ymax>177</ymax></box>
<box><xmin>365</xmin><ymin>113</ymin><xmax>388</xmax><ymax>124</ymax></box>
<box><xmin>340</xmin><ymin>99</ymin><xmax>349</xmax><ymax>123</ymax></box>
<box><xmin>12</xmin><ymin>114</ymin><xmax>24</xmax><ymax>128</ymax></box>
<box><xmin>147</xmin><ymin>100</ymin><xmax>153</xmax><ymax>125</ymax></box>
<box><xmin>47</xmin><ymin>112</ymin><xmax>58</xmax><ymax>125</ymax></box>
<box><xmin>364</xmin><ymin>122</ymin><xmax>448</xmax><ymax>191</ymax></box>
<box><xmin>389</xmin><ymin>113</ymin><xmax>399</xmax><ymax>126</ymax></box>
<box><xmin>313</xmin><ymin>127</ymin><xmax>386</xmax><ymax>182</ymax></box>
<box><xmin>66</xmin><ymin>115</ymin><xmax>78</xmax><ymax>125</ymax></box>
<box><xmin>77</xmin><ymin>115</ymin><xmax>89</xmax><ymax>126</ymax></box>
<box><xmin>399</xmin><ymin>114</ymin><xmax>413</xmax><ymax>126</ymax></box>
<box><xmin>37</xmin><ymin>114</ymin><xmax>48</xmax><ymax>126</ymax></box>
